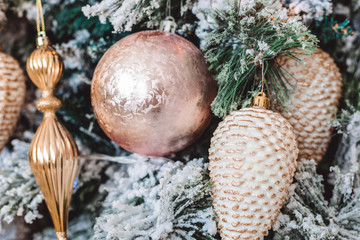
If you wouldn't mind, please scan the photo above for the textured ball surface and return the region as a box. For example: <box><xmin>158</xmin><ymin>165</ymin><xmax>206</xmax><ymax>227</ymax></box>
<box><xmin>278</xmin><ymin>49</ymin><xmax>342</xmax><ymax>163</ymax></box>
<box><xmin>91</xmin><ymin>30</ymin><xmax>216</xmax><ymax>156</ymax></box>
<box><xmin>209</xmin><ymin>107</ymin><xmax>298</xmax><ymax>240</ymax></box>
<box><xmin>0</xmin><ymin>52</ymin><xmax>26</xmax><ymax>152</ymax></box>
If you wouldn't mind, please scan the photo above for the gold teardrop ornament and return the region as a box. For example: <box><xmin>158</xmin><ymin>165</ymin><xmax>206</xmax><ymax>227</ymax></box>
<box><xmin>26</xmin><ymin>32</ymin><xmax>79</xmax><ymax>240</ymax></box>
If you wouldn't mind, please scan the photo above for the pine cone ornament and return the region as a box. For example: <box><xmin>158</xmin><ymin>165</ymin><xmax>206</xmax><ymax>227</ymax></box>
<box><xmin>209</xmin><ymin>106</ymin><xmax>298</xmax><ymax>240</ymax></box>
<box><xmin>278</xmin><ymin>49</ymin><xmax>342</xmax><ymax>163</ymax></box>
<box><xmin>0</xmin><ymin>50</ymin><xmax>26</xmax><ymax>152</ymax></box>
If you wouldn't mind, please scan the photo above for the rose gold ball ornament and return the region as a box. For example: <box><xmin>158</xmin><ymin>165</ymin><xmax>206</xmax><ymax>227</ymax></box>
<box><xmin>26</xmin><ymin>32</ymin><xmax>79</xmax><ymax>240</ymax></box>
<box><xmin>91</xmin><ymin>30</ymin><xmax>216</xmax><ymax>156</ymax></box>
<box><xmin>0</xmin><ymin>42</ymin><xmax>26</xmax><ymax>152</ymax></box>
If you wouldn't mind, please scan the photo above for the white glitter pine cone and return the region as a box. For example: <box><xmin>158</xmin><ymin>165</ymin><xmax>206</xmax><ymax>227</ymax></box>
<box><xmin>278</xmin><ymin>49</ymin><xmax>342</xmax><ymax>163</ymax></box>
<box><xmin>209</xmin><ymin>107</ymin><xmax>298</xmax><ymax>240</ymax></box>
<box><xmin>0</xmin><ymin>51</ymin><xmax>26</xmax><ymax>152</ymax></box>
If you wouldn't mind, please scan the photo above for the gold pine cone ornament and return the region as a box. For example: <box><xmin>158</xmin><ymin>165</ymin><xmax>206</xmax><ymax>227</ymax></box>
<box><xmin>209</xmin><ymin>93</ymin><xmax>298</xmax><ymax>240</ymax></box>
<box><xmin>26</xmin><ymin>33</ymin><xmax>79</xmax><ymax>240</ymax></box>
<box><xmin>278</xmin><ymin>49</ymin><xmax>342</xmax><ymax>163</ymax></box>
<box><xmin>0</xmin><ymin>44</ymin><xmax>26</xmax><ymax>152</ymax></box>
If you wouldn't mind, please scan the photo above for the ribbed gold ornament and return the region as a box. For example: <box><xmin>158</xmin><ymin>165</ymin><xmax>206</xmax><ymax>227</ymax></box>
<box><xmin>26</xmin><ymin>32</ymin><xmax>79</xmax><ymax>240</ymax></box>
<box><xmin>0</xmin><ymin>44</ymin><xmax>26</xmax><ymax>152</ymax></box>
<box><xmin>209</xmin><ymin>94</ymin><xmax>298</xmax><ymax>240</ymax></box>
<box><xmin>278</xmin><ymin>49</ymin><xmax>342</xmax><ymax>163</ymax></box>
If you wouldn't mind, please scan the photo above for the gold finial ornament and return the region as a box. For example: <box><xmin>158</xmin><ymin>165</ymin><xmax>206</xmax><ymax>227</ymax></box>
<box><xmin>27</xmin><ymin>31</ymin><xmax>79</xmax><ymax>240</ymax></box>
<box><xmin>26</xmin><ymin>1</ymin><xmax>79</xmax><ymax>239</ymax></box>
<box><xmin>251</xmin><ymin>91</ymin><xmax>270</xmax><ymax>109</ymax></box>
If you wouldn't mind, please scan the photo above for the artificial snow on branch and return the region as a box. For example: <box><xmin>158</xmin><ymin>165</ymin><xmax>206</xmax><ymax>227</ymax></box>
<box><xmin>281</xmin><ymin>0</ymin><xmax>333</xmax><ymax>23</ymax></box>
<box><xmin>34</xmin><ymin>214</ymin><xmax>95</xmax><ymax>240</ymax></box>
<box><xmin>335</xmin><ymin>111</ymin><xmax>360</xmax><ymax>187</ymax></box>
<box><xmin>93</xmin><ymin>158</ymin><xmax>217</xmax><ymax>240</ymax></box>
<box><xmin>0</xmin><ymin>137</ymin><xmax>43</xmax><ymax>229</ymax></box>
<box><xmin>192</xmin><ymin>0</ymin><xmax>228</xmax><ymax>49</ymax></box>
<box><xmin>273</xmin><ymin>159</ymin><xmax>360</xmax><ymax>239</ymax></box>
<box><xmin>82</xmin><ymin>0</ymin><xmax>194</xmax><ymax>32</ymax></box>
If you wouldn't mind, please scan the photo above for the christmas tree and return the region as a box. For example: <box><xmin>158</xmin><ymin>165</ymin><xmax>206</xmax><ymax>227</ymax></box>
<box><xmin>0</xmin><ymin>0</ymin><xmax>359</xmax><ymax>239</ymax></box>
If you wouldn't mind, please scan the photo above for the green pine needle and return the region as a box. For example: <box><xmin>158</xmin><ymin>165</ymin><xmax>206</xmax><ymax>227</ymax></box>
<box><xmin>203</xmin><ymin>1</ymin><xmax>318</xmax><ymax>118</ymax></box>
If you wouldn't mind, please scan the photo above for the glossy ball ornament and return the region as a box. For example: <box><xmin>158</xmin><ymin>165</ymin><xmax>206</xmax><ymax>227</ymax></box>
<box><xmin>0</xmin><ymin>49</ymin><xmax>26</xmax><ymax>152</ymax></box>
<box><xmin>91</xmin><ymin>30</ymin><xmax>216</xmax><ymax>156</ymax></box>
<box><xmin>278</xmin><ymin>49</ymin><xmax>342</xmax><ymax>163</ymax></box>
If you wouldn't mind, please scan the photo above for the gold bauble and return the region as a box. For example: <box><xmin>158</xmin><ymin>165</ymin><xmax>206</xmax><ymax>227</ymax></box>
<box><xmin>278</xmin><ymin>49</ymin><xmax>342</xmax><ymax>163</ymax></box>
<box><xmin>91</xmin><ymin>30</ymin><xmax>216</xmax><ymax>156</ymax></box>
<box><xmin>209</xmin><ymin>106</ymin><xmax>298</xmax><ymax>240</ymax></box>
<box><xmin>0</xmin><ymin>49</ymin><xmax>26</xmax><ymax>152</ymax></box>
<box><xmin>26</xmin><ymin>33</ymin><xmax>79</xmax><ymax>240</ymax></box>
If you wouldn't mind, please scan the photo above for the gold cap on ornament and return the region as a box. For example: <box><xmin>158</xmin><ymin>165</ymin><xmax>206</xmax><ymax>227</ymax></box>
<box><xmin>251</xmin><ymin>92</ymin><xmax>270</xmax><ymax>109</ymax></box>
<box><xmin>36</xmin><ymin>31</ymin><xmax>50</xmax><ymax>47</ymax></box>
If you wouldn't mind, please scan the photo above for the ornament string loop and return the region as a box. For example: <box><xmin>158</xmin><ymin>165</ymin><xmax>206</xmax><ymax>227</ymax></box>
<box><xmin>166</xmin><ymin>0</ymin><xmax>171</xmax><ymax>17</ymax></box>
<box><xmin>35</xmin><ymin>0</ymin><xmax>49</xmax><ymax>47</ymax></box>
<box><xmin>251</xmin><ymin>61</ymin><xmax>270</xmax><ymax>109</ymax></box>
<box><xmin>36</xmin><ymin>0</ymin><xmax>45</xmax><ymax>34</ymax></box>
<box><xmin>261</xmin><ymin>60</ymin><xmax>265</xmax><ymax>93</ymax></box>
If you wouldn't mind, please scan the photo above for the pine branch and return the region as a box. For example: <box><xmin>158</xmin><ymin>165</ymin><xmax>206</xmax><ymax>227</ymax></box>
<box><xmin>203</xmin><ymin>0</ymin><xmax>318</xmax><ymax>118</ymax></box>
<box><xmin>273</xmin><ymin>159</ymin><xmax>360</xmax><ymax>240</ymax></box>
<box><xmin>93</xmin><ymin>158</ymin><xmax>217</xmax><ymax>240</ymax></box>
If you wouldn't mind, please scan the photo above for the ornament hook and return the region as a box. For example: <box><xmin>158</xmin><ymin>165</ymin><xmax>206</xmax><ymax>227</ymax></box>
<box><xmin>166</xmin><ymin>0</ymin><xmax>171</xmax><ymax>17</ymax></box>
<box><xmin>36</xmin><ymin>0</ymin><xmax>46</xmax><ymax>34</ymax></box>
<box><xmin>35</xmin><ymin>0</ymin><xmax>49</xmax><ymax>47</ymax></box>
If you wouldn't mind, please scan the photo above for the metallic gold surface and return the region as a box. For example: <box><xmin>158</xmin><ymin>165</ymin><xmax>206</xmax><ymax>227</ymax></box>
<box><xmin>56</xmin><ymin>231</ymin><xmax>67</xmax><ymax>240</ymax></box>
<box><xmin>91</xmin><ymin>30</ymin><xmax>216</xmax><ymax>156</ymax></box>
<box><xmin>278</xmin><ymin>49</ymin><xmax>342</xmax><ymax>163</ymax></box>
<box><xmin>36</xmin><ymin>31</ymin><xmax>49</xmax><ymax>47</ymax></box>
<box><xmin>27</xmin><ymin>37</ymin><xmax>63</xmax><ymax>91</ymax></box>
<box><xmin>209</xmin><ymin>107</ymin><xmax>298</xmax><ymax>240</ymax></box>
<box><xmin>0</xmin><ymin>48</ymin><xmax>26</xmax><ymax>152</ymax></box>
<box><xmin>251</xmin><ymin>92</ymin><xmax>270</xmax><ymax>109</ymax></box>
<box><xmin>26</xmin><ymin>37</ymin><xmax>79</xmax><ymax>240</ymax></box>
